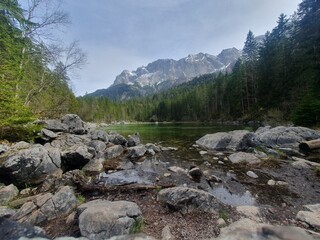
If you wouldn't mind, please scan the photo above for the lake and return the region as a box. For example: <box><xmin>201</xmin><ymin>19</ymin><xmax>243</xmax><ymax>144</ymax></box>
<box><xmin>104</xmin><ymin>122</ymin><xmax>246</xmax><ymax>152</ymax></box>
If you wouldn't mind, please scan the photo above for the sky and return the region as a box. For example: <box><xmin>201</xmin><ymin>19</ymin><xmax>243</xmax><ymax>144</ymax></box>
<box><xmin>56</xmin><ymin>0</ymin><xmax>301</xmax><ymax>96</ymax></box>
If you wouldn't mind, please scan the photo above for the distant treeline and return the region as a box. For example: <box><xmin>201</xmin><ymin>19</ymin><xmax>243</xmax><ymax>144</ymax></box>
<box><xmin>77</xmin><ymin>0</ymin><xmax>320</xmax><ymax>127</ymax></box>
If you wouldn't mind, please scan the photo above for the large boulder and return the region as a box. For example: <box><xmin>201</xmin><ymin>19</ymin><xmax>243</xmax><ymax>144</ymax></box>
<box><xmin>253</xmin><ymin>126</ymin><xmax>320</xmax><ymax>148</ymax></box>
<box><xmin>127</xmin><ymin>133</ymin><xmax>141</xmax><ymax>147</ymax></box>
<box><xmin>0</xmin><ymin>145</ymin><xmax>61</xmax><ymax>186</ymax></box>
<box><xmin>228</xmin><ymin>152</ymin><xmax>261</xmax><ymax>164</ymax></box>
<box><xmin>61</xmin><ymin>144</ymin><xmax>93</xmax><ymax>171</ymax></box>
<box><xmin>88</xmin><ymin>129</ymin><xmax>109</xmax><ymax>142</ymax></box>
<box><xmin>0</xmin><ymin>184</ymin><xmax>19</xmax><ymax>205</ymax></box>
<box><xmin>13</xmin><ymin>186</ymin><xmax>77</xmax><ymax>225</ymax></box>
<box><xmin>38</xmin><ymin>119</ymin><xmax>68</xmax><ymax>133</ymax></box>
<box><xmin>296</xmin><ymin>203</ymin><xmax>320</xmax><ymax>228</ymax></box>
<box><xmin>108</xmin><ymin>133</ymin><xmax>128</xmax><ymax>146</ymax></box>
<box><xmin>196</xmin><ymin>130</ymin><xmax>254</xmax><ymax>151</ymax></box>
<box><xmin>127</xmin><ymin>145</ymin><xmax>147</xmax><ymax>159</ymax></box>
<box><xmin>0</xmin><ymin>217</ymin><xmax>48</xmax><ymax>240</ymax></box>
<box><xmin>157</xmin><ymin>187</ymin><xmax>223</xmax><ymax>214</ymax></box>
<box><xmin>105</xmin><ymin>145</ymin><xmax>124</xmax><ymax>160</ymax></box>
<box><xmin>215</xmin><ymin>218</ymin><xmax>314</xmax><ymax>240</ymax></box>
<box><xmin>61</xmin><ymin>114</ymin><xmax>88</xmax><ymax>135</ymax></box>
<box><xmin>78</xmin><ymin>200</ymin><xmax>142</xmax><ymax>240</ymax></box>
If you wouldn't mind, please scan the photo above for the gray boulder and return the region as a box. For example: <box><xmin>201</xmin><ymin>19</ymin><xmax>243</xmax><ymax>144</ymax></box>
<box><xmin>88</xmin><ymin>129</ymin><xmax>109</xmax><ymax>142</ymax></box>
<box><xmin>0</xmin><ymin>206</ymin><xmax>16</xmax><ymax>218</ymax></box>
<box><xmin>127</xmin><ymin>145</ymin><xmax>147</xmax><ymax>159</ymax></box>
<box><xmin>228</xmin><ymin>152</ymin><xmax>261</xmax><ymax>164</ymax></box>
<box><xmin>145</xmin><ymin>143</ymin><xmax>161</xmax><ymax>153</ymax></box>
<box><xmin>88</xmin><ymin>140</ymin><xmax>107</xmax><ymax>158</ymax></box>
<box><xmin>14</xmin><ymin>186</ymin><xmax>77</xmax><ymax>225</ymax></box>
<box><xmin>253</xmin><ymin>126</ymin><xmax>320</xmax><ymax>148</ymax></box>
<box><xmin>61</xmin><ymin>114</ymin><xmax>88</xmax><ymax>135</ymax></box>
<box><xmin>108</xmin><ymin>133</ymin><xmax>128</xmax><ymax>146</ymax></box>
<box><xmin>38</xmin><ymin>119</ymin><xmax>68</xmax><ymax>132</ymax></box>
<box><xmin>0</xmin><ymin>217</ymin><xmax>48</xmax><ymax>240</ymax></box>
<box><xmin>78</xmin><ymin>200</ymin><xmax>142</xmax><ymax>240</ymax></box>
<box><xmin>215</xmin><ymin>218</ymin><xmax>315</xmax><ymax>240</ymax></box>
<box><xmin>105</xmin><ymin>145</ymin><xmax>124</xmax><ymax>159</ymax></box>
<box><xmin>196</xmin><ymin>130</ymin><xmax>254</xmax><ymax>151</ymax></box>
<box><xmin>157</xmin><ymin>187</ymin><xmax>223</xmax><ymax>214</ymax></box>
<box><xmin>127</xmin><ymin>133</ymin><xmax>141</xmax><ymax>147</ymax></box>
<box><xmin>40</xmin><ymin>128</ymin><xmax>58</xmax><ymax>142</ymax></box>
<box><xmin>0</xmin><ymin>145</ymin><xmax>61</xmax><ymax>186</ymax></box>
<box><xmin>62</xmin><ymin>144</ymin><xmax>93</xmax><ymax>171</ymax></box>
<box><xmin>0</xmin><ymin>184</ymin><xmax>19</xmax><ymax>205</ymax></box>
<box><xmin>296</xmin><ymin>203</ymin><xmax>320</xmax><ymax>228</ymax></box>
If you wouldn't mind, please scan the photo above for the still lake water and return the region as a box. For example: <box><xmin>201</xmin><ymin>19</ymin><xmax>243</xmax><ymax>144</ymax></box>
<box><xmin>104</xmin><ymin>122</ymin><xmax>245</xmax><ymax>148</ymax></box>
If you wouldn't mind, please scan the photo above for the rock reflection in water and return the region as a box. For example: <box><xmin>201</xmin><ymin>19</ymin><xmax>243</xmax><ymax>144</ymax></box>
<box><xmin>210</xmin><ymin>186</ymin><xmax>256</xmax><ymax>206</ymax></box>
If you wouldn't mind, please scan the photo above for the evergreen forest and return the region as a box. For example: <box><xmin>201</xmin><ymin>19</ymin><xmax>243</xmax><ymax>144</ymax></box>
<box><xmin>1</xmin><ymin>0</ymin><xmax>319</xmax><ymax>134</ymax></box>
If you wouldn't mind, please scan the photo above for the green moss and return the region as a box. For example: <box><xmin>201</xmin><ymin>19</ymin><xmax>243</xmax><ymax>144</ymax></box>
<box><xmin>316</xmin><ymin>167</ymin><xmax>320</xmax><ymax>176</ymax></box>
<box><xmin>76</xmin><ymin>194</ymin><xmax>86</xmax><ymax>204</ymax></box>
<box><xmin>129</xmin><ymin>217</ymin><xmax>144</xmax><ymax>234</ymax></box>
<box><xmin>219</xmin><ymin>209</ymin><xmax>229</xmax><ymax>221</ymax></box>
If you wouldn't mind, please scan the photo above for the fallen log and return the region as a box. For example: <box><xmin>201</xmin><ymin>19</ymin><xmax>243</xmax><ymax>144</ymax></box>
<box><xmin>299</xmin><ymin>139</ymin><xmax>320</xmax><ymax>152</ymax></box>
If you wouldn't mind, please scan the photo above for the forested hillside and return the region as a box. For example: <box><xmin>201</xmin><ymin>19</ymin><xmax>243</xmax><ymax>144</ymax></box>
<box><xmin>78</xmin><ymin>0</ymin><xmax>320</xmax><ymax>126</ymax></box>
<box><xmin>0</xmin><ymin>0</ymin><xmax>85</xmax><ymax>126</ymax></box>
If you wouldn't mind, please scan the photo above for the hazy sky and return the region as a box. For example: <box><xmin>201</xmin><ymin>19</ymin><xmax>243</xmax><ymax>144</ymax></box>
<box><xmin>58</xmin><ymin>0</ymin><xmax>301</xmax><ymax>96</ymax></box>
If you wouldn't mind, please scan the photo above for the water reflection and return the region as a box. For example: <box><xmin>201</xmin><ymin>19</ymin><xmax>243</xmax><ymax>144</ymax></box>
<box><xmin>210</xmin><ymin>186</ymin><xmax>256</xmax><ymax>206</ymax></box>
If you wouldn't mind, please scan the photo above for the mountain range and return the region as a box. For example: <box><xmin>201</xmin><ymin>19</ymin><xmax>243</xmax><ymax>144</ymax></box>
<box><xmin>87</xmin><ymin>47</ymin><xmax>241</xmax><ymax>101</ymax></box>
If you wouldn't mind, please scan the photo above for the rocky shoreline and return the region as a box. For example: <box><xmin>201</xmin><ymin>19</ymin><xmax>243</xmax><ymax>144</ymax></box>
<box><xmin>0</xmin><ymin>114</ymin><xmax>320</xmax><ymax>240</ymax></box>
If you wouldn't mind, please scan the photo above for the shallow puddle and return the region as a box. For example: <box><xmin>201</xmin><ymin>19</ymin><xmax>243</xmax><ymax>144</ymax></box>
<box><xmin>210</xmin><ymin>186</ymin><xmax>256</xmax><ymax>206</ymax></box>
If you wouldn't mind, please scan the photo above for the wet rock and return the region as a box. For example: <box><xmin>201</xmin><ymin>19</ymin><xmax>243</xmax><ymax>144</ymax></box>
<box><xmin>127</xmin><ymin>145</ymin><xmax>147</xmax><ymax>159</ymax></box>
<box><xmin>157</xmin><ymin>187</ymin><xmax>223</xmax><ymax>214</ymax></box>
<box><xmin>188</xmin><ymin>167</ymin><xmax>203</xmax><ymax>178</ymax></box>
<box><xmin>108</xmin><ymin>133</ymin><xmax>128</xmax><ymax>146</ymax></box>
<box><xmin>161</xmin><ymin>146</ymin><xmax>178</xmax><ymax>151</ymax></box>
<box><xmin>296</xmin><ymin>204</ymin><xmax>320</xmax><ymax>228</ymax></box>
<box><xmin>88</xmin><ymin>129</ymin><xmax>108</xmax><ymax>142</ymax></box>
<box><xmin>78</xmin><ymin>200</ymin><xmax>142</xmax><ymax>240</ymax></box>
<box><xmin>0</xmin><ymin>217</ymin><xmax>48</xmax><ymax>240</ymax></box>
<box><xmin>0</xmin><ymin>206</ymin><xmax>16</xmax><ymax>218</ymax></box>
<box><xmin>0</xmin><ymin>145</ymin><xmax>61</xmax><ymax>186</ymax></box>
<box><xmin>105</xmin><ymin>145</ymin><xmax>124</xmax><ymax>159</ymax></box>
<box><xmin>127</xmin><ymin>133</ymin><xmax>142</xmax><ymax>147</ymax></box>
<box><xmin>61</xmin><ymin>114</ymin><xmax>88</xmax><ymax>134</ymax></box>
<box><xmin>246</xmin><ymin>171</ymin><xmax>258</xmax><ymax>179</ymax></box>
<box><xmin>62</xmin><ymin>145</ymin><xmax>93</xmax><ymax>171</ymax></box>
<box><xmin>196</xmin><ymin>130</ymin><xmax>255</xmax><ymax>151</ymax></box>
<box><xmin>0</xmin><ymin>184</ymin><xmax>19</xmax><ymax>205</ymax></box>
<box><xmin>253</xmin><ymin>126</ymin><xmax>320</xmax><ymax>149</ymax></box>
<box><xmin>40</xmin><ymin>128</ymin><xmax>58</xmax><ymax>142</ymax></box>
<box><xmin>228</xmin><ymin>152</ymin><xmax>261</xmax><ymax>164</ymax></box>
<box><xmin>236</xmin><ymin>206</ymin><xmax>261</xmax><ymax>222</ymax></box>
<box><xmin>14</xmin><ymin>186</ymin><xmax>77</xmax><ymax>225</ymax></box>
